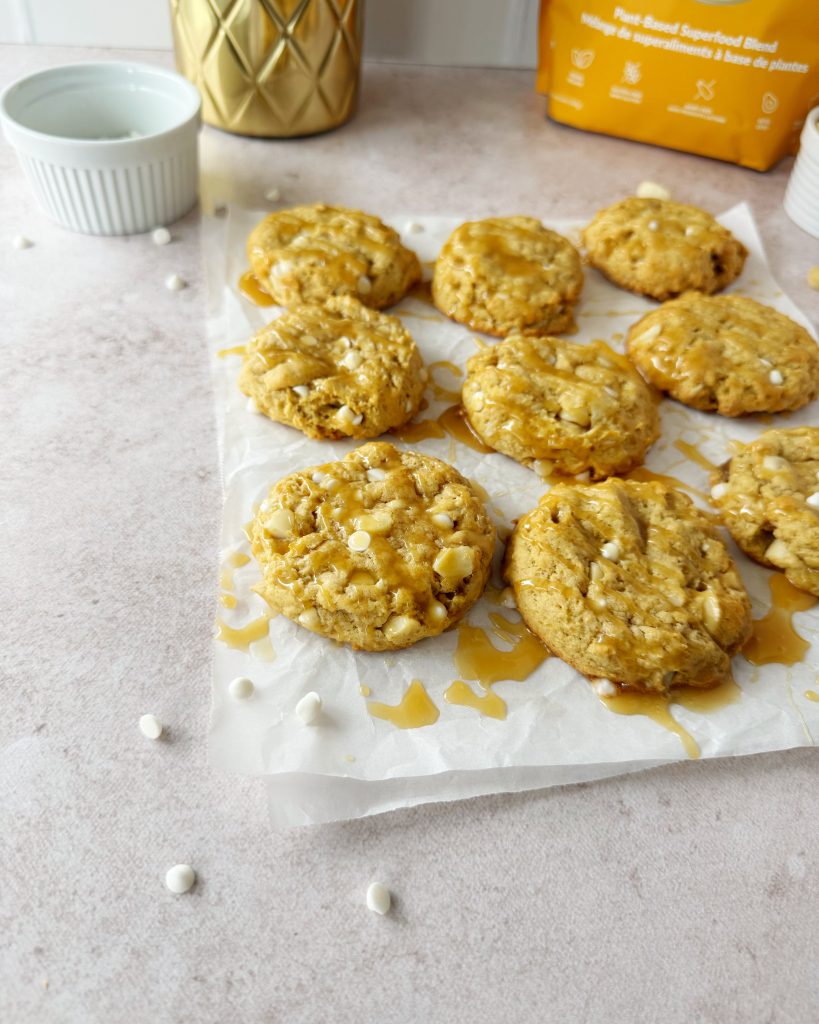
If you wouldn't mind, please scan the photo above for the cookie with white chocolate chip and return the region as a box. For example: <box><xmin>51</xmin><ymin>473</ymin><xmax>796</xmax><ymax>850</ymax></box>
<box><xmin>504</xmin><ymin>479</ymin><xmax>751</xmax><ymax>694</ymax></box>
<box><xmin>239</xmin><ymin>297</ymin><xmax>426</xmax><ymax>440</ymax></box>
<box><xmin>251</xmin><ymin>442</ymin><xmax>496</xmax><ymax>651</ymax></box>
<box><xmin>432</xmin><ymin>217</ymin><xmax>583</xmax><ymax>337</ymax></box>
<box><xmin>462</xmin><ymin>334</ymin><xmax>659</xmax><ymax>478</ymax></box>
<box><xmin>247</xmin><ymin>203</ymin><xmax>421</xmax><ymax>310</ymax></box>
<box><xmin>711</xmin><ymin>427</ymin><xmax>819</xmax><ymax>596</ymax></box>
<box><xmin>627</xmin><ymin>294</ymin><xmax>819</xmax><ymax>416</ymax></box>
<box><xmin>583</xmin><ymin>198</ymin><xmax>747</xmax><ymax>300</ymax></box>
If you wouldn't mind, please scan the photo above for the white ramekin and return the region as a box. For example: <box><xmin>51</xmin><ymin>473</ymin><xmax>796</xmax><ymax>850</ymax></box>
<box><xmin>784</xmin><ymin>106</ymin><xmax>819</xmax><ymax>240</ymax></box>
<box><xmin>0</xmin><ymin>61</ymin><xmax>201</xmax><ymax>236</ymax></box>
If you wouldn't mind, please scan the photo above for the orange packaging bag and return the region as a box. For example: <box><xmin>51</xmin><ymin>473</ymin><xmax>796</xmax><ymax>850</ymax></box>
<box><xmin>537</xmin><ymin>1</ymin><xmax>819</xmax><ymax>170</ymax></box>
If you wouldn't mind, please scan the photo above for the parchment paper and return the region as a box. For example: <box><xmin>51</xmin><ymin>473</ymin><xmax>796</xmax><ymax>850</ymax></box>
<box><xmin>205</xmin><ymin>204</ymin><xmax>819</xmax><ymax>828</ymax></box>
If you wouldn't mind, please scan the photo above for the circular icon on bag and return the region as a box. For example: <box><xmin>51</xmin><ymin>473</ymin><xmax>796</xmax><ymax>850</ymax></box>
<box><xmin>761</xmin><ymin>92</ymin><xmax>779</xmax><ymax>114</ymax></box>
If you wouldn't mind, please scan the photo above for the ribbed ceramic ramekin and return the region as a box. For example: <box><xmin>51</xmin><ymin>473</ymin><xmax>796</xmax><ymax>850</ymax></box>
<box><xmin>0</xmin><ymin>62</ymin><xmax>201</xmax><ymax>236</ymax></box>
<box><xmin>784</xmin><ymin>106</ymin><xmax>819</xmax><ymax>240</ymax></box>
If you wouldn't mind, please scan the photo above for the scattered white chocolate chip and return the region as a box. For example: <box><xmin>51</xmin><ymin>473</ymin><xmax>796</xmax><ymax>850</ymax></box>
<box><xmin>383</xmin><ymin>615</ymin><xmax>419</xmax><ymax>642</ymax></box>
<box><xmin>348</xmin><ymin>530</ymin><xmax>371</xmax><ymax>552</ymax></box>
<box><xmin>259</xmin><ymin>498</ymin><xmax>272</xmax><ymax>513</ymax></box>
<box><xmin>263</xmin><ymin>507</ymin><xmax>294</xmax><ymax>538</ymax></box>
<box><xmin>265</xmin><ymin>186</ymin><xmax>281</xmax><ymax>202</ymax></box>
<box><xmin>433</xmin><ymin>546</ymin><xmax>474</xmax><ymax>580</ymax></box>
<box><xmin>765</xmin><ymin>538</ymin><xmax>790</xmax><ymax>563</ymax></box>
<box><xmin>592</xmin><ymin>679</ymin><xmax>618</xmax><ymax>698</ymax></box>
<box><xmin>366</xmin><ymin>468</ymin><xmax>386</xmax><ymax>483</ymax></box>
<box><xmin>321</xmin><ymin>475</ymin><xmax>341</xmax><ymax>492</ymax></box>
<box><xmin>13</xmin><ymin>235</ymin><xmax>33</xmax><ymax>249</ymax></box>
<box><xmin>138</xmin><ymin>714</ymin><xmax>163</xmax><ymax>740</ymax></box>
<box><xmin>340</xmin><ymin>350</ymin><xmax>363</xmax><ymax>371</ymax></box>
<box><xmin>710</xmin><ymin>482</ymin><xmax>729</xmax><ymax>501</ymax></box>
<box><xmin>702</xmin><ymin>593</ymin><xmax>721</xmax><ymax>635</ymax></box>
<box><xmin>228</xmin><ymin>676</ymin><xmax>255</xmax><ymax>700</ymax></box>
<box><xmin>428</xmin><ymin>600</ymin><xmax>447</xmax><ymax>623</ymax></box>
<box><xmin>298</xmin><ymin>608</ymin><xmax>320</xmax><ymax>630</ymax></box>
<box><xmin>768</xmin><ymin>369</ymin><xmax>784</xmax><ymax>385</ymax></box>
<box><xmin>806</xmin><ymin>266</ymin><xmax>819</xmax><ymax>290</ymax></box>
<box><xmin>337</xmin><ymin>404</ymin><xmax>356</xmax><ymax>424</ymax></box>
<box><xmin>647</xmin><ymin>219</ymin><xmax>659</xmax><ymax>231</ymax></box>
<box><xmin>352</xmin><ymin>413</ymin><xmax>364</xmax><ymax>425</ymax></box>
<box><xmin>246</xmin><ymin>397</ymin><xmax>260</xmax><ymax>414</ymax></box>
<box><xmin>636</xmin><ymin>181</ymin><xmax>671</xmax><ymax>200</ymax></box>
<box><xmin>806</xmin><ymin>492</ymin><xmax>819</xmax><ymax>509</ymax></box>
<box><xmin>311</xmin><ymin>472</ymin><xmax>325</xmax><ymax>484</ymax></box>
<box><xmin>292</xmin><ymin>384</ymin><xmax>310</xmax><ymax>398</ymax></box>
<box><xmin>151</xmin><ymin>226</ymin><xmax>171</xmax><ymax>246</ymax></box>
<box><xmin>165</xmin><ymin>864</ymin><xmax>196</xmax><ymax>894</ymax></box>
<box><xmin>357</xmin><ymin>275</ymin><xmax>372</xmax><ymax>295</ymax></box>
<box><xmin>762</xmin><ymin>455</ymin><xmax>789</xmax><ymax>473</ymax></box>
<box><xmin>431</xmin><ymin>512</ymin><xmax>454</xmax><ymax>530</ymax></box>
<box><xmin>295</xmin><ymin>691</ymin><xmax>322</xmax><ymax>724</ymax></box>
<box><xmin>405</xmin><ymin>221</ymin><xmax>424</xmax><ymax>234</ymax></box>
<box><xmin>366</xmin><ymin>881</ymin><xmax>391</xmax><ymax>915</ymax></box>
<box><xmin>164</xmin><ymin>273</ymin><xmax>186</xmax><ymax>291</ymax></box>
<box><xmin>601</xmin><ymin>541</ymin><xmax>621</xmax><ymax>563</ymax></box>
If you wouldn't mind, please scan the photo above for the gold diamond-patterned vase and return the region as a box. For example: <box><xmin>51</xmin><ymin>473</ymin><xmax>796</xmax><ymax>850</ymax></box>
<box><xmin>169</xmin><ymin>0</ymin><xmax>363</xmax><ymax>137</ymax></box>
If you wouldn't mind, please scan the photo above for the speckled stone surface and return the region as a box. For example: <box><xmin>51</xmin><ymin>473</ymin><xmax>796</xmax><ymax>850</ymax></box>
<box><xmin>2</xmin><ymin>45</ymin><xmax>819</xmax><ymax>1024</ymax></box>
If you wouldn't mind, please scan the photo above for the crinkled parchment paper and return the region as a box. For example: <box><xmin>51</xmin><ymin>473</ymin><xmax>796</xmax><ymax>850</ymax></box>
<box><xmin>205</xmin><ymin>204</ymin><xmax>819</xmax><ymax>827</ymax></box>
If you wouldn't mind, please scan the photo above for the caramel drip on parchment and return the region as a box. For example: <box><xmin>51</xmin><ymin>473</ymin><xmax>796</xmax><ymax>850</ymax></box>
<box><xmin>673</xmin><ymin>439</ymin><xmax>719</xmax><ymax>474</ymax></box>
<box><xmin>393</xmin><ymin>405</ymin><xmax>493</xmax><ymax>454</ymax></box>
<box><xmin>444</xmin><ymin>681</ymin><xmax>507</xmax><ymax>720</ymax></box>
<box><xmin>215</xmin><ymin>612</ymin><xmax>272</xmax><ymax>653</ymax></box>
<box><xmin>217</xmin><ymin>344</ymin><xmax>248</xmax><ymax>358</ymax></box>
<box><xmin>743</xmin><ymin>574</ymin><xmax>817</xmax><ymax>667</ymax></box>
<box><xmin>239</xmin><ymin>270</ymin><xmax>276</xmax><ymax>306</ymax></box>
<box><xmin>367</xmin><ymin>679</ymin><xmax>440</xmax><ymax>729</ymax></box>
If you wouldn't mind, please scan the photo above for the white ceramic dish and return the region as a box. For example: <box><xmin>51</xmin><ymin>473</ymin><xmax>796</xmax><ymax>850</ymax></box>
<box><xmin>784</xmin><ymin>106</ymin><xmax>819</xmax><ymax>240</ymax></box>
<box><xmin>0</xmin><ymin>61</ymin><xmax>201</xmax><ymax>236</ymax></box>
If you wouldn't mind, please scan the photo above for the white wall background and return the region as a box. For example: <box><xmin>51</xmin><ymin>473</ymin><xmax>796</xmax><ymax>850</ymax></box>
<box><xmin>0</xmin><ymin>0</ymin><xmax>539</xmax><ymax>68</ymax></box>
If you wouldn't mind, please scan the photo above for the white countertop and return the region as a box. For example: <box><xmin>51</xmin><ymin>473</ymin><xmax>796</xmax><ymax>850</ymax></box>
<box><xmin>2</xmin><ymin>45</ymin><xmax>818</xmax><ymax>1024</ymax></box>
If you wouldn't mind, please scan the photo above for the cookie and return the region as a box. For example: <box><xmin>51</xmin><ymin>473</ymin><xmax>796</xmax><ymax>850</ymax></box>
<box><xmin>627</xmin><ymin>294</ymin><xmax>819</xmax><ymax>416</ymax></box>
<box><xmin>583</xmin><ymin>198</ymin><xmax>747</xmax><ymax>300</ymax></box>
<box><xmin>711</xmin><ymin>427</ymin><xmax>819</xmax><ymax>596</ymax></box>
<box><xmin>247</xmin><ymin>203</ymin><xmax>421</xmax><ymax>309</ymax></box>
<box><xmin>504</xmin><ymin>479</ymin><xmax>752</xmax><ymax>693</ymax></box>
<box><xmin>431</xmin><ymin>217</ymin><xmax>583</xmax><ymax>336</ymax></box>
<box><xmin>462</xmin><ymin>335</ymin><xmax>659</xmax><ymax>478</ymax></box>
<box><xmin>239</xmin><ymin>297</ymin><xmax>426</xmax><ymax>440</ymax></box>
<box><xmin>251</xmin><ymin>442</ymin><xmax>496</xmax><ymax>651</ymax></box>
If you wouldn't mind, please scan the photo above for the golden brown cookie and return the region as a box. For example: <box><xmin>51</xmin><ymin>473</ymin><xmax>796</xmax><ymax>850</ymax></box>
<box><xmin>251</xmin><ymin>442</ymin><xmax>496</xmax><ymax>651</ymax></box>
<box><xmin>504</xmin><ymin>479</ymin><xmax>752</xmax><ymax>693</ymax></box>
<box><xmin>627</xmin><ymin>294</ymin><xmax>819</xmax><ymax>416</ymax></box>
<box><xmin>583</xmin><ymin>198</ymin><xmax>747</xmax><ymax>300</ymax></box>
<box><xmin>711</xmin><ymin>427</ymin><xmax>819</xmax><ymax>596</ymax></box>
<box><xmin>462</xmin><ymin>335</ymin><xmax>659</xmax><ymax>478</ymax></box>
<box><xmin>431</xmin><ymin>217</ymin><xmax>583</xmax><ymax>336</ymax></box>
<box><xmin>239</xmin><ymin>297</ymin><xmax>425</xmax><ymax>440</ymax></box>
<box><xmin>247</xmin><ymin>204</ymin><xmax>420</xmax><ymax>309</ymax></box>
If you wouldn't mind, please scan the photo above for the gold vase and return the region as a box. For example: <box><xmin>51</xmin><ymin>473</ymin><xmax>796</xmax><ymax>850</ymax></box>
<box><xmin>169</xmin><ymin>0</ymin><xmax>363</xmax><ymax>138</ymax></box>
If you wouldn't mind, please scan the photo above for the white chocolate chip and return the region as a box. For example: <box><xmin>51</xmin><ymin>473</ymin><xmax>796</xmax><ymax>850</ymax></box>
<box><xmin>246</xmin><ymin>396</ymin><xmax>260</xmax><ymax>414</ymax></box>
<box><xmin>337</xmin><ymin>404</ymin><xmax>356</xmax><ymax>424</ymax></box>
<box><xmin>685</xmin><ymin>225</ymin><xmax>697</xmax><ymax>237</ymax></box>
<box><xmin>470</xmin><ymin>390</ymin><xmax>485</xmax><ymax>412</ymax></box>
<box><xmin>601</xmin><ymin>541</ymin><xmax>621</xmax><ymax>563</ymax></box>
<box><xmin>647</xmin><ymin>220</ymin><xmax>659</xmax><ymax>231</ymax></box>
<box><xmin>404</xmin><ymin>398</ymin><xmax>413</xmax><ymax>413</ymax></box>
<box><xmin>383</xmin><ymin>615</ymin><xmax>420</xmax><ymax>642</ymax></box>
<box><xmin>340</xmin><ymin>350</ymin><xmax>363</xmax><ymax>371</ymax></box>
<box><xmin>534</xmin><ymin>459</ymin><xmax>555</xmax><ymax>479</ymax></box>
<box><xmin>348</xmin><ymin>530</ymin><xmax>371</xmax><ymax>552</ymax></box>
<box><xmin>352</xmin><ymin>413</ymin><xmax>364</xmax><ymax>426</ymax></box>
<box><xmin>357</xmin><ymin>275</ymin><xmax>372</xmax><ymax>295</ymax></box>
<box><xmin>702</xmin><ymin>593</ymin><xmax>721</xmax><ymax>635</ymax></box>
<box><xmin>165</xmin><ymin>864</ymin><xmax>196</xmax><ymax>894</ymax></box>
<box><xmin>272</xmin><ymin>260</ymin><xmax>293</xmax><ymax>278</ymax></box>
<box><xmin>765</xmin><ymin>538</ymin><xmax>790</xmax><ymax>563</ymax></box>
<box><xmin>428</xmin><ymin>600</ymin><xmax>447</xmax><ymax>623</ymax></box>
<box><xmin>636</xmin><ymin>181</ymin><xmax>671</xmax><ymax>200</ymax></box>
<box><xmin>366</xmin><ymin>882</ymin><xmax>391</xmax><ymax>915</ymax></box>
<box><xmin>405</xmin><ymin>221</ymin><xmax>423</xmax><ymax>234</ymax></box>
<box><xmin>292</xmin><ymin>384</ymin><xmax>310</xmax><ymax>398</ymax></box>
<box><xmin>259</xmin><ymin>498</ymin><xmax>272</xmax><ymax>513</ymax></box>
<box><xmin>366</xmin><ymin>468</ymin><xmax>386</xmax><ymax>482</ymax></box>
<box><xmin>138</xmin><ymin>714</ymin><xmax>163</xmax><ymax>740</ymax></box>
<box><xmin>592</xmin><ymin>678</ymin><xmax>618</xmax><ymax>697</ymax></box>
<box><xmin>321</xmin><ymin>476</ymin><xmax>341</xmax><ymax>492</ymax></box>
<box><xmin>759</xmin><ymin>357</ymin><xmax>773</xmax><ymax>367</ymax></box>
<box><xmin>311</xmin><ymin>472</ymin><xmax>325</xmax><ymax>484</ymax></box>
<box><xmin>433</xmin><ymin>546</ymin><xmax>474</xmax><ymax>580</ymax></box>
<box><xmin>301</xmin><ymin>334</ymin><xmax>319</xmax><ymax>346</ymax></box>
<box><xmin>263</xmin><ymin>507</ymin><xmax>294</xmax><ymax>538</ymax></box>
<box><xmin>638</xmin><ymin>322</ymin><xmax>661</xmax><ymax>343</ymax></box>
<box><xmin>228</xmin><ymin>676</ymin><xmax>255</xmax><ymax>700</ymax></box>
<box><xmin>295</xmin><ymin>691</ymin><xmax>322</xmax><ymax>724</ymax></box>
<box><xmin>806</xmin><ymin>492</ymin><xmax>819</xmax><ymax>509</ymax></box>
<box><xmin>588</xmin><ymin>592</ymin><xmax>607</xmax><ymax>611</ymax></box>
<box><xmin>768</xmin><ymin>369</ymin><xmax>784</xmax><ymax>385</ymax></box>
<box><xmin>265</xmin><ymin>186</ymin><xmax>281</xmax><ymax>201</ymax></box>
<box><xmin>355</xmin><ymin>513</ymin><xmax>392</xmax><ymax>535</ymax></box>
<box><xmin>710</xmin><ymin>482</ymin><xmax>729</xmax><ymax>501</ymax></box>
<box><xmin>762</xmin><ymin>455</ymin><xmax>789</xmax><ymax>474</ymax></box>
<box><xmin>298</xmin><ymin>608</ymin><xmax>320</xmax><ymax>630</ymax></box>
<box><xmin>668</xmin><ymin>591</ymin><xmax>685</xmax><ymax>608</ymax></box>
<box><xmin>12</xmin><ymin>235</ymin><xmax>33</xmax><ymax>249</ymax></box>
<box><xmin>152</xmin><ymin>226</ymin><xmax>171</xmax><ymax>245</ymax></box>
<box><xmin>589</xmin><ymin>561</ymin><xmax>603</xmax><ymax>582</ymax></box>
<box><xmin>164</xmin><ymin>273</ymin><xmax>186</xmax><ymax>291</ymax></box>
<box><xmin>431</xmin><ymin>512</ymin><xmax>454</xmax><ymax>530</ymax></box>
